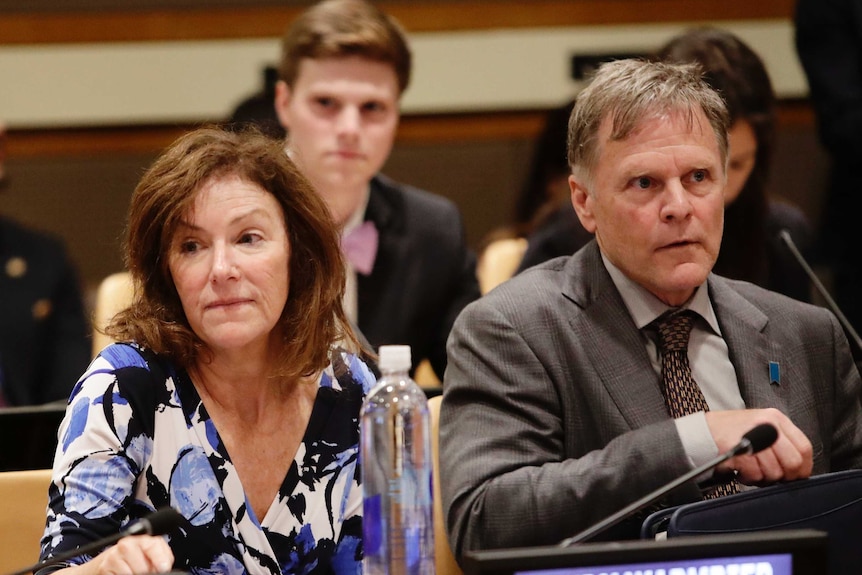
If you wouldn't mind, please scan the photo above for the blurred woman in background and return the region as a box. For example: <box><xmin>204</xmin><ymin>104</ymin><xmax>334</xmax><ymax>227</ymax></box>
<box><xmin>660</xmin><ymin>27</ymin><xmax>813</xmax><ymax>301</ymax></box>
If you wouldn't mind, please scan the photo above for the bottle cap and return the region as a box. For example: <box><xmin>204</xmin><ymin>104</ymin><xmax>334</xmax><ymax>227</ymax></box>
<box><xmin>378</xmin><ymin>345</ymin><xmax>412</xmax><ymax>372</ymax></box>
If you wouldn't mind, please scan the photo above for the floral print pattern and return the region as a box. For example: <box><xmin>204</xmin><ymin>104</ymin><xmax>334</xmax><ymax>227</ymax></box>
<box><xmin>40</xmin><ymin>343</ymin><xmax>375</xmax><ymax>575</ymax></box>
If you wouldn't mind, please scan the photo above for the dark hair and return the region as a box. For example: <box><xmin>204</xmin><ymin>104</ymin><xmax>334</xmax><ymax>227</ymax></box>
<box><xmin>279</xmin><ymin>0</ymin><xmax>412</xmax><ymax>94</ymax></box>
<box><xmin>659</xmin><ymin>28</ymin><xmax>775</xmax><ymax>285</ymax></box>
<box><xmin>227</xmin><ymin>66</ymin><xmax>286</xmax><ymax>140</ymax></box>
<box><xmin>106</xmin><ymin>126</ymin><xmax>357</xmax><ymax>380</ymax></box>
<box><xmin>513</xmin><ymin>100</ymin><xmax>575</xmax><ymax>227</ymax></box>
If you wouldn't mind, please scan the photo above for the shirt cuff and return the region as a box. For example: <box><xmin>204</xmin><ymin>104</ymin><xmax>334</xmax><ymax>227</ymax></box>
<box><xmin>674</xmin><ymin>412</ymin><xmax>720</xmax><ymax>481</ymax></box>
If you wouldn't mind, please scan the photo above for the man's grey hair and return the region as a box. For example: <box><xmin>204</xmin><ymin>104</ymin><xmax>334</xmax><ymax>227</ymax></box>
<box><xmin>567</xmin><ymin>58</ymin><xmax>730</xmax><ymax>189</ymax></box>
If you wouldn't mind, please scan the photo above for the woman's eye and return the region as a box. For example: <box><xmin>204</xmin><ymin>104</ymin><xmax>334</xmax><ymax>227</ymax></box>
<box><xmin>179</xmin><ymin>241</ymin><xmax>198</xmax><ymax>254</ymax></box>
<box><xmin>239</xmin><ymin>233</ymin><xmax>261</xmax><ymax>245</ymax></box>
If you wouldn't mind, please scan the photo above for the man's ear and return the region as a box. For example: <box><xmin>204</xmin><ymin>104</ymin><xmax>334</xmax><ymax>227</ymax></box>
<box><xmin>570</xmin><ymin>174</ymin><xmax>597</xmax><ymax>233</ymax></box>
<box><xmin>274</xmin><ymin>80</ymin><xmax>293</xmax><ymax>132</ymax></box>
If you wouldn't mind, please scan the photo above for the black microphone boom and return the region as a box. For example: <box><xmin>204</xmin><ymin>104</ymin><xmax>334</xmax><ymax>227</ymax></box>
<box><xmin>132</xmin><ymin>507</ymin><xmax>185</xmax><ymax>537</ymax></box>
<box><xmin>734</xmin><ymin>422</ymin><xmax>778</xmax><ymax>456</ymax></box>
<box><xmin>778</xmin><ymin>229</ymin><xmax>862</xmax><ymax>353</ymax></box>
<box><xmin>558</xmin><ymin>423</ymin><xmax>778</xmax><ymax>547</ymax></box>
<box><xmin>8</xmin><ymin>507</ymin><xmax>184</xmax><ymax>575</ymax></box>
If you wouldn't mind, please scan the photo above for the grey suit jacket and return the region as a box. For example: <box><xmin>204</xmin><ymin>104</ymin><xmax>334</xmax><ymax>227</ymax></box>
<box><xmin>440</xmin><ymin>241</ymin><xmax>862</xmax><ymax>556</ymax></box>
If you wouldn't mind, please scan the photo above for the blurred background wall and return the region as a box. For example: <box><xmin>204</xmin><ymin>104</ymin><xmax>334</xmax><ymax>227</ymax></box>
<box><xmin>0</xmin><ymin>0</ymin><xmax>825</xmax><ymax>306</ymax></box>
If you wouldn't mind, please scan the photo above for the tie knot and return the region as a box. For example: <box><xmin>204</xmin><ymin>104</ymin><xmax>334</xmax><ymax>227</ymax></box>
<box><xmin>655</xmin><ymin>310</ymin><xmax>695</xmax><ymax>353</ymax></box>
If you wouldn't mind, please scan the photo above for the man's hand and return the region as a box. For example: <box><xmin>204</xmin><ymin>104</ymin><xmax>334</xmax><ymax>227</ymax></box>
<box><xmin>705</xmin><ymin>408</ymin><xmax>813</xmax><ymax>485</ymax></box>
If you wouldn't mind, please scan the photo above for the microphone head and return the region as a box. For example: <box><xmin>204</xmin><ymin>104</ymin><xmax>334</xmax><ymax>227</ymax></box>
<box><xmin>742</xmin><ymin>423</ymin><xmax>778</xmax><ymax>454</ymax></box>
<box><xmin>144</xmin><ymin>507</ymin><xmax>184</xmax><ymax>536</ymax></box>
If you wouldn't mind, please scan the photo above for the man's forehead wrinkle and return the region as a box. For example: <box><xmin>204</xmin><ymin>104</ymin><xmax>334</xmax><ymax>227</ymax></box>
<box><xmin>608</xmin><ymin>105</ymin><xmax>699</xmax><ymax>143</ymax></box>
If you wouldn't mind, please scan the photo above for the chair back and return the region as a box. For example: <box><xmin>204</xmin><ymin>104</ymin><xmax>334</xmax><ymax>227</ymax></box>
<box><xmin>428</xmin><ymin>395</ymin><xmax>463</xmax><ymax>575</ymax></box>
<box><xmin>92</xmin><ymin>272</ymin><xmax>134</xmax><ymax>357</ymax></box>
<box><xmin>0</xmin><ymin>468</ymin><xmax>52</xmax><ymax>572</ymax></box>
<box><xmin>643</xmin><ymin>469</ymin><xmax>862</xmax><ymax>575</ymax></box>
<box><xmin>477</xmin><ymin>238</ymin><xmax>527</xmax><ymax>294</ymax></box>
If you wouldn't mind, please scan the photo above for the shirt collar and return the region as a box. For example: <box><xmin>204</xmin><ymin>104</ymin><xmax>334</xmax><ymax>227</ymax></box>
<box><xmin>341</xmin><ymin>184</ymin><xmax>372</xmax><ymax>235</ymax></box>
<box><xmin>601</xmin><ymin>253</ymin><xmax>721</xmax><ymax>335</ymax></box>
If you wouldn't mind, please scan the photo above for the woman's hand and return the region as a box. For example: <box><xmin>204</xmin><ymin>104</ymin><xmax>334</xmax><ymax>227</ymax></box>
<box><xmin>66</xmin><ymin>535</ymin><xmax>174</xmax><ymax>575</ymax></box>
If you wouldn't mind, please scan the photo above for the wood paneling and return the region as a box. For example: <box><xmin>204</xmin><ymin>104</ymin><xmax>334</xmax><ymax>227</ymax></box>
<box><xmin>0</xmin><ymin>0</ymin><xmax>795</xmax><ymax>45</ymax></box>
<box><xmin>1</xmin><ymin>98</ymin><xmax>826</xmax><ymax>288</ymax></box>
<box><xmin>5</xmin><ymin>111</ymin><xmax>549</xmax><ymax>158</ymax></box>
<box><xmin>5</xmin><ymin>101</ymin><xmax>812</xmax><ymax>160</ymax></box>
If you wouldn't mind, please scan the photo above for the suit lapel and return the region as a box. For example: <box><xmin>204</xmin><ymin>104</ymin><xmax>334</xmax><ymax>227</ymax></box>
<box><xmin>563</xmin><ymin>244</ymin><xmax>671</xmax><ymax>429</ymax></box>
<box><xmin>357</xmin><ymin>176</ymin><xmax>406</xmax><ymax>336</ymax></box>
<box><xmin>708</xmin><ymin>276</ymin><xmax>787</xmax><ymax>412</ymax></box>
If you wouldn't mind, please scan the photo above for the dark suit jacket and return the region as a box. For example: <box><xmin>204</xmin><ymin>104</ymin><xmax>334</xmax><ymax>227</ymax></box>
<box><xmin>795</xmin><ymin>0</ymin><xmax>862</xmax><ymax>332</ymax></box>
<box><xmin>441</xmin><ymin>241</ymin><xmax>862</xmax><ymax>556</ymax></box>
<box><xmin>0</xmin><ymin>216</ymin><xmax>90</xmax><ymax>405</ymax></box>
<box><xmin>357</xmin><ymin>175</ymin><xmax>480</xmax><ymax>379</ymax></box>
<box><xmin>516</xmin><ymin>202</ymin><xmax>592</xmax><ymax>273</ymax></box>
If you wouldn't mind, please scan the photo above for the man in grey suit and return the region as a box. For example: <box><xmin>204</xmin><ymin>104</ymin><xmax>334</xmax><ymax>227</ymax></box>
<box><xmin>440</xmin><ymin>59</ymin><xmax>862</xmax><ymax>557</ymax></box>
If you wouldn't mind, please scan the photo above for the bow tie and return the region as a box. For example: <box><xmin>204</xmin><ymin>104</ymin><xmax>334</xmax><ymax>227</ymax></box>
<box><xmin>341</xmin><ymin>220</ymin><xmax>379</xmax><ymax>275</ymax></box>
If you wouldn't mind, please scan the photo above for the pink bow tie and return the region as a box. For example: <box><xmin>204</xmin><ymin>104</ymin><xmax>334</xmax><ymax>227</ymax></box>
<box><xmin>341</xmin><ymin>220</ymin><xmax>379</xmax><ymax>275</ymax></box>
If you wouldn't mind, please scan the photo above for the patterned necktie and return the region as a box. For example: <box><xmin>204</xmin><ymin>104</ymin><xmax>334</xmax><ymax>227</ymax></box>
<box><xmin>654</xmin><ymin>310</ymin><xmax>739</xmax><ymax>499</ymax></box>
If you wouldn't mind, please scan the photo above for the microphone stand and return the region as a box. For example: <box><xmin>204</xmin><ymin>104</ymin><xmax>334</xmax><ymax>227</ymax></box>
<box><xmin>8</xmin><ymin>508</ymin><xmax>183</xmax><ymax>575</ymax></box>
<box><xmin>778</xmin><ymin>230</ymin><xmax>862</xmax><ymax>352</ymax></box>
<box><xmin>558</xmin><ymin>437</ymin><xmax>754</xmax><ymax>547</ymax></box>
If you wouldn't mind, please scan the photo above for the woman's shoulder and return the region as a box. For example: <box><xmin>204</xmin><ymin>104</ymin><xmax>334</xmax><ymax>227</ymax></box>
<box><xmin>58</xmin><ymin>344</ymin><xmax>176</xmax><ymax>473</ymax></box>
<box><xmin>95</xmin><ymin>342</ymin><xmax>154</xmax><ymax>369</ymax></box>
<box><xmin>70</xmin><ymin>342</ymin><xmax>177</xmax><ymax>415</ymax></box>
<box><xmin>80</xmin><ymin>343</ymin><xmax>172</xmax><ymax>385</ymax></box>
<box><xmin>322</xmin><ymin>347</ymin><xmax>377</xmax><ymax>394</ymax></box>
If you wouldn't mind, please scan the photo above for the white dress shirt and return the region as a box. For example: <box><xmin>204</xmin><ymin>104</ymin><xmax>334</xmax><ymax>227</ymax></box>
<box><xmin>601</xmin><ymin>254</ymin><xmax>746</xmax><ymax>472</ymax></box>
<box><xmin>340</xmin><ymin>187</ymin><xmax>371</xmax><ymax>325</ymax></box>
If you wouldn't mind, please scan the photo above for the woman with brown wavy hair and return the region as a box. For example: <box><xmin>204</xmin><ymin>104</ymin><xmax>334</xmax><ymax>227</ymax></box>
<box><xmin>40</xmin><ymin>126</ymin><xmax>375</xmax><ymax>575</ymax></box>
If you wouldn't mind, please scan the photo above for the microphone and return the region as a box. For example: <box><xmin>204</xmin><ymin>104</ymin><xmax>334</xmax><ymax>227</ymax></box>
<box><xmin>9</xmin><ymin>507</ymin><xmax>184</xmax><ymax>575</ymax></box>
<box><xmin>558</xmin><ymin>423</ymin><xmax>778</xmax><ymax>547</ymax></box>
<box><xmin>778</xmin><ymin>229</ymin><xmax>862</xmax><ymax>353</ymax></box>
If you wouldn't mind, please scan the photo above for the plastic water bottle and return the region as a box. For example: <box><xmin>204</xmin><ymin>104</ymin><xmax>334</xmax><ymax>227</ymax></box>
<box><xmin>361</xmin><ymin>345</ymin><xmax>435</xmax><ymax>575</ymax></box>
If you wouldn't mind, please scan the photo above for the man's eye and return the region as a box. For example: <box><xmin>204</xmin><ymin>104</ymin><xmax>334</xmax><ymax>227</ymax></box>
<box><xmin>315</xmin><ymin>97</ymin><xmax>335</xmax><ymax>108</ymax></box>
<box><xmin>363</xmin><ymin>101</ymin><xmax>385</xmax><ymax>113</ymax></box>
<box><xmin>635</xmin><ymin>177</ymin><xmax>651</xmax><ymax>189</ymax></box>
<box><xmin>692</xmin><ymin>170</ymin><xmax>707</xmax><ymax>182</ymax></box>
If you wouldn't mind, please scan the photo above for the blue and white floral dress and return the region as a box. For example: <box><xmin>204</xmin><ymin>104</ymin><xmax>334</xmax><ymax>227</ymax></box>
<box><xmin>40</xmin><ymin>342</ymin><xmax>376</xmax><ymax>575</ymax></box>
